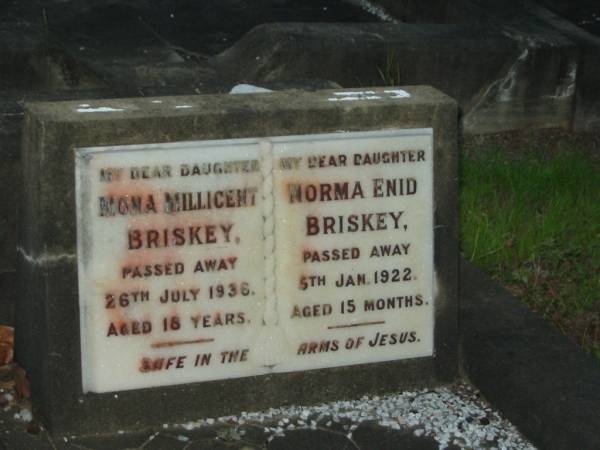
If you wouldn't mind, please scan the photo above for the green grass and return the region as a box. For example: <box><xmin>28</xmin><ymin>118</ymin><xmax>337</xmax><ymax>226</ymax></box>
<box><xmin>460</xmin><ymin>146</ymin><xmax>600</xmax><ymax>358</ymax></box>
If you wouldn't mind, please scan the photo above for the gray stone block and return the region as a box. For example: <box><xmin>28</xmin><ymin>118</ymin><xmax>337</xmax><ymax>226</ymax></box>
<box><xmin>216</xmin><ymin>20</ymin><xmax>580</xmax><ymax>134</ymax></box>
<box><xmin>216</xmin><ymin>22</ymin><xmax>518</xmax><ymax>109</ymax></box>
<box><xmin>17</xmin><ymin>86</ymin><xmax>458</xmax><ymax>434</ymax></box>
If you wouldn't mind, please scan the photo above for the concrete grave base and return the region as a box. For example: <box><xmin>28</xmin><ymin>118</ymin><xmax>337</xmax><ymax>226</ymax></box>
<box><xmin>0</xmin><ymin>259</ymin><xmax>598</xmax><ymax>449</ymax></box>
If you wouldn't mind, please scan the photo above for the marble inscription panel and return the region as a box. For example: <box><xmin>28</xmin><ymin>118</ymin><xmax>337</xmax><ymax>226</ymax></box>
<box><xmin>271</xmin><ymin>130</ymin><xmax>434</xmax><ymax>373</ymax></box>
<box><xmin>75</xmin><ymin>129</ymin><xmax>434</xmax><ymax>393</ymax></box>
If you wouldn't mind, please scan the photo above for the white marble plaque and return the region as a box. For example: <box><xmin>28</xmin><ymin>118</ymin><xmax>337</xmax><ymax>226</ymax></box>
<box><xmin>270</xmin><ymin>129</ymin><xmax>434</xmax><ymax>373</ymax></box>
<box><xmin>76</xmin><ymin>140</ymin><xmax>268</xmax><ymax>393</ymax></box>
<box><xmin>76</xmin><ymin>129</ymin><xmax>434</xmax><ymax>393</ymax></box>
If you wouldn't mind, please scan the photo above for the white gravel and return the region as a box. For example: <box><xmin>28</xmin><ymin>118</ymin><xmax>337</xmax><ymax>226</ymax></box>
<box><xmin>170</xmin><ymin>383</ymin><xmax>536</xmax><ymax>450</ymax></box>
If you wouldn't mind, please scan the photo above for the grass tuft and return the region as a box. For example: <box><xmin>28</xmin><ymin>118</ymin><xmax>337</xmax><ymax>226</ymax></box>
<box><xmin>460</xmin><ymin>145</ymin><xmax>600</xmax><ymax>358</ymax></box>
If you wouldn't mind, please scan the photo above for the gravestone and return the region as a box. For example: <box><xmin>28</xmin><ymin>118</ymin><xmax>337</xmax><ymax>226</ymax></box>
<box><xmin>17</xmin><ymin>86</ymin><xmax>457</xmax><ymax>434</ymax></box>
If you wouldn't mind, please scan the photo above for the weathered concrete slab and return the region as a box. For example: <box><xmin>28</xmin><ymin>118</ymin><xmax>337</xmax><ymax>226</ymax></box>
<box><xmin>0</xmin><ymin>88</ymin><xmax>124</xmax><ymax>325</ymax></box>
<box><xmin>216</xmin><ymin>21</ymin><xmax>579</xmax><ymax>134</ymax></box>
<box><xmin>522</xmin><ymin>1</ymin><xmax>600</xmax><ymax>131</ymax></box>
<box><xmin>460</xmin><ymin>10</ymin><xmax>578</xmax><ymax>133</ymax></box>
<box><xmin>217</xmin><ymin>22</ymin><xmax>519</xmax><ymax>110</ymax></box>
<box><xmin>365</xmin><ymin>0</ymin><xmax>485</xmax><ymax>24</ymax></box>
<box><xmin>47</xmin><ymin>2</ymin><xmax>221</xmax><ymax>96</ymax></box>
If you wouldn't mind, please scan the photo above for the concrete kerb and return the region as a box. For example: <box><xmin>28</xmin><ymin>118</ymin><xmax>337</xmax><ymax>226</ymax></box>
<box><xmin>460</xmin><ymin>259</ymin><xmax>600</xmax><ymax>450</ymax></box>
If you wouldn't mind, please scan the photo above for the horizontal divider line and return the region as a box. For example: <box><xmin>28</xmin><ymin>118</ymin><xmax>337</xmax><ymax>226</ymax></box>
<box><xmin>327</xmin><ymin>320</ymin><xmax>385</xmax><ymax>330</ymax></box>
<box><xmin>151</xmin><ymin>338</ymin><xmax>215</xmax><ymax>348</ymax></box>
